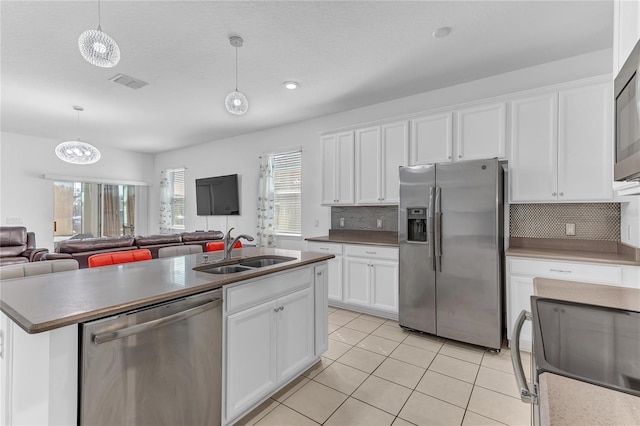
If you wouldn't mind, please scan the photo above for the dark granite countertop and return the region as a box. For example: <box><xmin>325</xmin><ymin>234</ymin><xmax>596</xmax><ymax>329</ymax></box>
<box><xmin>0</xmin><ymin>248</ymin><xmax>333</xmax><ymax>334</ymax></box>
<box><xmin>306</xmin><ymin>230</ymin><xmax>398</xmax><ymax>247</ymax></box>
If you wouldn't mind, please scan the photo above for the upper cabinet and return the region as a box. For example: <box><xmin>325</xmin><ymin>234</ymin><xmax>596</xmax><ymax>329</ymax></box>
<box><xmin>614</xmin><ymin>0</ymin><xmax>640</xmax><ymax>73</ymax></box>
<box><xmin>409</xmin><ymin>102</ymin><xmax>506</xmax><ymax>166</ymax></box>
<box><xmin>510</xmin><ymin>81</ymin><xmax>613</xmax><ymax>203</ymax></box>
<box><xmin>355</xmin><ymin>121</ymin><xmax>409</xmax><ymax>204</ymax></box>
<box><xmin>322</xmin><ymin>131</ymin><xmax>354</xmax><ymax>205</ymax></box>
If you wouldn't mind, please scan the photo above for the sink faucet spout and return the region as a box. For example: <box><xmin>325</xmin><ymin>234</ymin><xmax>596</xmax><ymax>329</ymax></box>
<box><xmin>224</xmin><ymin>228</ymin><xmax>255</xmax><ymax>259</ymax></box>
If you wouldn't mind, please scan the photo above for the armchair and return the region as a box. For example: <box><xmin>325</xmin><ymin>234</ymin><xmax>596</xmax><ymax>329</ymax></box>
<box><xmin>0</xmin><ymin>226</ymin><xmax>49</xmax><ymax>266</ymax></box>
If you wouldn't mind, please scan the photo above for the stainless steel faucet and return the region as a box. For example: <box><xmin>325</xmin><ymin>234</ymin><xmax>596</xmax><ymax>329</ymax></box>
<box><xmin>224</xmin><ymin>227</ymin><xmax>255</xmax><ymax>259</ymax></box>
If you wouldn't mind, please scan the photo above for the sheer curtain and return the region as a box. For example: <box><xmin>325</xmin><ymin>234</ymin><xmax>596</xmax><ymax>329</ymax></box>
<box><xmin>103</xmin><ymin>185</ymin><xmax>121</xmax><ymax>236</ymax></box>
<box><xmin>159</xmin><ymin>170</ymin><xmax>173</xmax><ymax>234</ymax></box>
<box><xmin>257</xmin><ymin>155</ymin><xmax>276</xmax><ymax>247</ymax></box>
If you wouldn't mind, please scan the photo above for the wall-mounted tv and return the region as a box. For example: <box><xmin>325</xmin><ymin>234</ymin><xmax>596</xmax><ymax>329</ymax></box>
<box><xmin>195</xmin><ymin>174</ymin><xmax>240</xmax><ymax>216</ymax></box>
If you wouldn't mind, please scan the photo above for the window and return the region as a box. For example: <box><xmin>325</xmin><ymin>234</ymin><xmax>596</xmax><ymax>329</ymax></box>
<box><xmin>161</xmin><ymin>168</ymin><xmax>185</xmax><ymax>232</ymax></box>
<box><xmin>273</xmin><ymin>150</ymin><xmax>302</xmax><ymax>235</ymax></box>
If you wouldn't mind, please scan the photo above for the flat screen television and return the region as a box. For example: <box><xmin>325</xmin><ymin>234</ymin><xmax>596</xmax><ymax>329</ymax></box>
<box><xmin>195</xmin><ymin>174</ymin><xmax>240</xmax><ymax>216</ymax></box>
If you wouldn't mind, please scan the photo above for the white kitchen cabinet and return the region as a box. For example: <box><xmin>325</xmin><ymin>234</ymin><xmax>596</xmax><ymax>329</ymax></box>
<box><xmin>506</xmin><ymin>257</ymin><xmax>623</xmax><ymax>352</ymax></box>
<box><xmin>456</xmin><ymin>102</ymin><xmax>506</xmax><ymax>161</ymax></box>
<box><xmin>410</xmin><ymin>112</ymin><xmax>453</xmax><ymax>165</ymax></box>
<box><xmin>614</xmin><ymin>0</ymin><xmax>640</xmax><ymax>73</ymax></box>
<box><xmin>509</xmin><ymin>81</ymin><xmax>612</xmax><ymax>203</ymax></box>
<box><xmin>370</xmin><ymin>260</ymin><xmax>399</xmax><ymax>313</ymax></box>
<box><xmin>322</xmin><ymin>132</ymin><xmax>354</xmax><ymax>205</ymax></box>
<box><xmin>307</xmin><ymin>242</ymin><xmax>343</xmax><ymax>303</ymax></box>
<box><xmin>355</xmin><ymin>121</ymin><xmax>408</xmax><ymax>204</ymax></box>
<box><xmin>344</xmin><ymin>257</ymin><xmax>371</xmax><ymax>307</ymax></box>
<box><xmin>314</xmin><ymin>264</ymin><xmax>329</xmax><ymax>357</ymax></box>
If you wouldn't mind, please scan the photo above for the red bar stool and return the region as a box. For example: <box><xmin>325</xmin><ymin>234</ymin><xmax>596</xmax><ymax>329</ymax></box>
<box><xmin>206</xmin><ymin>241</ymin><xmax>242</xmax><ymax>252</ymax></box>
<box><xmin>88</xmin><ymin>249</ymin><xmax>152</xmax><ymax>268</ymax></box>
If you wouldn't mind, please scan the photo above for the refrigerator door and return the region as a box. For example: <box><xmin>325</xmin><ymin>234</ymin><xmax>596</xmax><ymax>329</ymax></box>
<box><xmin>435</xmin><ymin>159</ymin><xmax>503</xmax><ymax>349</ymax></box>
<box><xmin>399</xmin><ymin>164</ymin><xmax>437</xmax><ymax>334</ymax></box>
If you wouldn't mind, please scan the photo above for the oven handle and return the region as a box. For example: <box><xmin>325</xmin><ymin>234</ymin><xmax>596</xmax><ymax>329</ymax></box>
<box><xmin>511</xmin><ymin>309</ymin><xmax>538</xmax><ymax>404</ymax></box>
<box><xmin>93</xmin><ymin>297</ymin><xmax>222</xmax><ymax>345</ymax></box>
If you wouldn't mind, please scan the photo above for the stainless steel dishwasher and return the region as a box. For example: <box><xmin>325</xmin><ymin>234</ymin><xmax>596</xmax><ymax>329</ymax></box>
<box><xmin>79</xmin><ymin>289</ymin><xmax>223</xmax><ymax>425</ymax></box>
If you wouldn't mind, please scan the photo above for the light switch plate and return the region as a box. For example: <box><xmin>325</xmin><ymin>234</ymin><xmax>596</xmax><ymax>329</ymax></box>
<box><xmin>565</xmin><ymin>223</ymin><xmax>576</xmax><ymax>236</ymax></box>
<box><xmin>339</xmin><ymin>218</ymin><xmax>345</xmax><ymax>228</ymax></box>
<box><xmin>376</xmin><ymin>219</ymin><xmax>383</xmax><ymax>229</ymax></box>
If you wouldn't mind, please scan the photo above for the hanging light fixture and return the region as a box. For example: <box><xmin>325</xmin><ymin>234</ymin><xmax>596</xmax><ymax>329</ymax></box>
<box><xmin>78</xmin><ymin>0</ymin><xmax>120</xmax><ymax>68</ymax></box>
<box><xmin>55</xmin><ymin>106</ymin><xmax>101</xmax><ymax>165</ymax></box>
<box><xmin>225</xmin><ymin>36</ymin><xmax>249</xmax><ymax>115</ymax></box>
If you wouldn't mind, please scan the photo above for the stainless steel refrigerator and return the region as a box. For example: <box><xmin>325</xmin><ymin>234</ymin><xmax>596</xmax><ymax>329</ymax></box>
<box><xmin>398</xmin><ymin>158</ymin><xmax>504</xmax><ymax>350</ymax></box>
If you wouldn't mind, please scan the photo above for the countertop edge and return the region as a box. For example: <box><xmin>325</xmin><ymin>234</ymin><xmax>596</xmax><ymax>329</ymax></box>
<box><xmin>306</xmin><ymin>236</ymin><xmax>398</xmax><ymax>247</ymax></box>
<box><xmin>506</xmin><ymin>248</ymin><xmax>640</xmax><ymax>266</ymax></box>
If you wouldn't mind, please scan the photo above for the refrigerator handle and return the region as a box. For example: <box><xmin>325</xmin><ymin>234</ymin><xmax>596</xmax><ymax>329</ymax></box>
<box><xmin>434</xmin><ymin>186</ymin><xmax>442</xmax><ymax>272</ymax></box>
<box><xmin>427</xmin><ymin>187</ymin><xmax>435</xmax><ymax>269</ymax></box>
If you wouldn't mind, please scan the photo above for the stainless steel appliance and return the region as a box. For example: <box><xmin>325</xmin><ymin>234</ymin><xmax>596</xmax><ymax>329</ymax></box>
<box><xmin>399</xmin><ymin>159</ymin><xmax>503</xmax><ymax>349</ymax></box>
<box><xmin>80</xmin><ymin>289</ymin><xmax>223</xmax><ymax>425</ymax></box>
<box><xmin>614</xmin><ymin>38</ymin><xmax>640</xmax><ymax>181</ymax></box>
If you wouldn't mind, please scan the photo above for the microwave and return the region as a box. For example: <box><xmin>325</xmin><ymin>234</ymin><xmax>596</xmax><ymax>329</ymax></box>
<box><xmin>615</xmin><ymin>38</ymin><xmax>640</xmax><ymax>181</ymax></box>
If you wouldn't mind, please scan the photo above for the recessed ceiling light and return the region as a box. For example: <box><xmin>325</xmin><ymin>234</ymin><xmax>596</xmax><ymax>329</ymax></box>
<box><xmin>283</xmin><ymin>81</ymin><xmax>299</xmax><ymax>90</ymax></box>
<box><xmin>432</xmin><ymin>26</ymin><xmax>452</xmax><ymax>38</ymax></box>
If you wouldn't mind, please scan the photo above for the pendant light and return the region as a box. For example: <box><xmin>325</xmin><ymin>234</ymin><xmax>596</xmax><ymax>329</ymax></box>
<box><xmin>55</xmin><ymin>106</ymin><xmax>101</xmax><ymax>165</ymax></box>
<box><xmin>225</xmin><ymin>36</ymin><xmax>249</xmax><ymax>115</ymax></box>
<box><xmin>78</xmin><ymin>0</ymin><xmax>120</xmax><ymax>68</ymax></box>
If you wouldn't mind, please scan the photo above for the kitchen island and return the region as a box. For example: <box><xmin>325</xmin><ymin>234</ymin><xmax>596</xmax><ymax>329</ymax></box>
<box><xmin>0</xmin><ymin>248</ymin><xmax>333</xmax><ymax>425</ymax></box>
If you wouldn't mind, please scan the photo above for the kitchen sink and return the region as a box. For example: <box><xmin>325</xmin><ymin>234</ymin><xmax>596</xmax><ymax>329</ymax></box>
<box><xmin>239</xmin><ymin>256</ymin><xmax>295</xmax><ymax>268</ymax></box>
<box><xmin>198</xmin><ymin>265</ymin><xmax>254</xmax><ymax>274</ymax></box>
<box><xmin>531</xmin><ymin>297</ymin><xmax>640</xmax><ymax>396</ymax></box>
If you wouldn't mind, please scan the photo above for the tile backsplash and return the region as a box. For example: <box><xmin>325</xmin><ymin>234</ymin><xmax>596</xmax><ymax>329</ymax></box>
<box><xmin>509</xmin><ymin>203</ymin><xmax>621</xmax><ymax>241</ymax></box>
<box><xmin>331</xmin><ymin>206</ymin><xmax>398</xmax><ymax>231</ymax></box>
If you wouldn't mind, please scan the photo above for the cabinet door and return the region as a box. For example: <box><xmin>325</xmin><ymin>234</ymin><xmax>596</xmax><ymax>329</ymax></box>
<box><xmin>314</xmin><ymin>264</ymin><xmax>329</xmax><ymax>357</ymax></box>
<box><xmin>507</xmin><ymin>274</ymin><xmax>534</xmax><ymax>351</ymax></box>
<box><xmin>557</xmin><ymin>83</ymin><xmax>613</xmax><ymax>202</ymax></box>
<box><xmin>321</xmin><ymin>134</ymin><xmax>338</xmax><ymax>205</ymax></box>
<box><xmin>276</xmin><ymin>287</ymin><xmax>315</xmax><ymax>382</ymax></box>
<box><xmin>616</xmin><ymin>0</ymin><xmax>640</xmax><ymax>73</ymax></box>
<box><xmin>226</xmin><ymin>299</ymin><xmax>277</xmax><ymax>420</ymax></box>
<box><xmin>327</xmin><ymin>256</ymin><xmax>343</xmax><ymax>302</ymax></box>
<box><xmin>370</xmin><ymin>260</ymin><xmax>399</xmax><ymax>314</ymax></box>
<box><xmin>456</xmin><ymin>102</ymin><xmax>506</xmax><ymax>161</ymax></box>
<box><xmin>510</xmin><ymin>93</ymin><xmax>558</xmax><ymax>202</ymax></box>
<box><xmin>381</xmin><ymin>121</ymin><xmax>409</xmax><ymax>203</ymax></box>
<box><xmin>410</xmin><ymin>113</ymin><xmax>453</xmax><ymax>165</ymax></box>
<box><xmin>344</xmin><ymin>258</ymin><xmax>370</xmax><ymax>307</ymax></box>
<box><xmin>336</xmin><ymin>132</ymin><xmax>355</xmax><ymax>204</ymax></box>
<box><xmin>355</xmin><ymin>126</ymin><xmax>382</xmax><ymax>204</ymax></box>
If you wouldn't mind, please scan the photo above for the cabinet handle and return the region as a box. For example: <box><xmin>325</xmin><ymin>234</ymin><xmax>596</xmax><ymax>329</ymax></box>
<box><xmin>549</xmin><ymin>268</ymin><xmax>572</xmax><ymax>273</ymax></box>
<box><xmin>317</xmin><ymin>272</ymin><xmax>323</xmax><ymax>276</ymax></box>
<box><xmin>273</xmin><ymin>306</ymin><xmax>285</xmax><ymax>313</ymax></box>
<box><xmin>559</xmin><ymin>192</ymin><xmax>564</xmax><ymax>196</ymax></box>
<box><xmin>280</xmin><ymin>306</ymin><xmax>284</xmax><ymax>311</ymax></box>
<box><xmin>448</xmin><ymin>156</ymin><xmax>452</xmax><ymax>159</ymax></box>
<box><xmin>552</xmin><ymin>192</ymin><xmax>557</xmax><ymax>196</ymax></box>
<box><xmin>365</xmin><ymin>251</ymin><xmax>377</xmax><ymax>255</ymax></box>
<box><xmin>319</xmin><ymin>247</ymin><xmax>328</xmax><ymax>251</ymax></box>
<box><xmin>273</xmin><ymin>308</ymin><xmax>279</xmax><ymax>313</ymax></box>
<box><xmin>458</xmin><ymin>155</ymin><xmax>462</xmax><ymax>158</ymax></box>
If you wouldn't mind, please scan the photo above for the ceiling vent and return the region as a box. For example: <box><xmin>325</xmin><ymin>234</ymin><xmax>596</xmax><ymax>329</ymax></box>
<box><xmin>109</xmin><ymin>74</ymin><xmax>148</xmax><ymax>90</ymax></box>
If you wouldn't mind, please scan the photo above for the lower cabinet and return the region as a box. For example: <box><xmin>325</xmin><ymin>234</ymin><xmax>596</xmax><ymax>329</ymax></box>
<box><xmin>223</xmin><ymin>265</ymin><xmax>323</xmax><ymax>425</ymax></box>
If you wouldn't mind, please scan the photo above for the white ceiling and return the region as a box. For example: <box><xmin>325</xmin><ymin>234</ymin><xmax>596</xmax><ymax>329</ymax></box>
<box><xmin>1</xmin><ymin>1</ymin><xmax>612</xmax><ymax>154</ymax></box>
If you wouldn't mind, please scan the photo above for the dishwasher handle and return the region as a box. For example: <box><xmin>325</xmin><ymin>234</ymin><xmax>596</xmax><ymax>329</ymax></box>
<box><xmin>511</xmin><ymin>309</ymin><xmax>537</xmax><ymax>404</ymax></box>
<box><xmin>93</xmin><ymin>297</ymin><xmax>222</xmax><ymax>345</ymax></box>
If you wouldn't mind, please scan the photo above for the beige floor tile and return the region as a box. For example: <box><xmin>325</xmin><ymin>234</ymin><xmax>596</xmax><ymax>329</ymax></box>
<box><xmin>254</xmin><ymin>403</ymin><xmax>319</xmax><ymax>426</ymax></box>
<box><xmin>357</xmin><ymin>313</ymin><xmax>388</xmax><ymax>324</ymax></box>
<box><xmin>462</xmin><ymin>411</ymin><xmax>507</xmax><ymax>426</ymax></box>
<box><xmin>415</xmin><ymin>370</ymin><xmax>473</xmax><ymax>408</ymax></box>
<box><xmin>384</xmin><ymin>318</ymin><xmax>400</xmax><ymax>326</ymax></box>
<box><xmin>391</xmin><ymin>417</ymin><xmax>416</xmax><ymax>426</ymax></box>
<box><xmin>357</xmin><ymin>335</ymin><xmax>400</xmax><ymax>356</ymax></box>
<box><xmin>329</xmin><ymin>327</ymin><xmax>369</xmax><ymax>345</ymax></box>
<box><xmin>440</xmin><ymin>340</ymin><xmax>485</xmax><ymax>364</ymax></box>
<box><xmin>373</xmin><ymin>357</ymin><xmax>426</xmax><ymax>389</ymax></box>
<box><xmin>329</xmin><ymin>312</ymin><xmax>358</xmax><ymax>326</ymax></box>
<box><xmin>327</xmin><ymin>306</ymin><xmax>338</xmax><ymax>313</ymax></box>
<box><xmin>344</xmin><ymin>317</ymin><xmax>382</xmax><ymax>333</ymax></box>
<box><xmin>328</xmin><ymin>323</ymin><xmax>340</xmax><ymax>334</ymax></box>
<box><xmin>475</xmin><ymin>366</ymin><xmax>520</xmax><ymax>399</ymax></box>
<box><xmin>282</xmin><ymin>380</ymin><xmax>348</xmax><ymax>424</ymax></box>
<box><xmin>428</xmin><ymin>354</ymin><xmax>480</xmax><ymax>383</ymax></box>
<box><xmin>352</xmin><ymin>375</ymin><xmax>412</xmax><ymax>416</ymax></box>
<box><xmin>272</xmin><ymin>375</ymin><xmax>310</xmax><ymax>402</ymax></box>
<box><xmin>398</xmin><ymin>390</ymin><xmax>465</xmax><ymax>425</ymax></box>
<box><xmin>302</xmin><ymin>357</ymin><xmax>333</xmax><ymax>379</ymax></box>
<box><xmin>324</xmin><ymin>339</ymin><xmax>353</xmax><ymax>360</ymax></box>
<box><xmin>389</xmin><ymin>343</ymin><xmax>437</xmax><ymax>369</ymax></box>
<box><xmin>325</xmin><ymin>397</ymin><xmax>395</xmax><ymax>426</ymax></box>
<box><xmin>482</xmin><ymin>348</ymin><xmax>531</xmax><ymax>379</ymax></box>
<box><xmin>334</xmin><ymin>308</ymin><xmax>362</xmax><ymax>319</ymax></box>
<box><xmin>234</xmin><ymin>398</ymin><xmax>280</xmax><ymax>426</ymax></box>
<box><xmin>314</xmin><ymin>361</ymin><xmax>369</xmax><ymax>395</ymax></box>
<box><xmin>467</xmin><ymin>386</ymin><xmax>531</xmax><ymax>426</ymax></box>
<box><xmin>372</xmin><ymin>324</ymin><xmax>411</xmax><ymax>343</ymax></box>
<box><xmin>403</xmin><ymin>333</ymin><xmax>445</xmax><ymax>353</ymax></box>
<box><xmin>337</xmin><ymin>346</ymin><xmax>386</xmax><ymax>374</ymax></box>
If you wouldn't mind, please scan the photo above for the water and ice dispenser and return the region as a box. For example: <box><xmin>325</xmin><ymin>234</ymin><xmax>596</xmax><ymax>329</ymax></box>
<box><xmin>407</xmin><ymin>207</ymin><xmax>428</xmax><ymax>242</ymax></box>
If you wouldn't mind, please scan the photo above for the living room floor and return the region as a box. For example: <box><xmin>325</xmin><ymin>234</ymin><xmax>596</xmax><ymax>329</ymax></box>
<box><xmin>236</xmin><ymin>307</ymin><xmax>532</xmax><ymax>426</ymax></box>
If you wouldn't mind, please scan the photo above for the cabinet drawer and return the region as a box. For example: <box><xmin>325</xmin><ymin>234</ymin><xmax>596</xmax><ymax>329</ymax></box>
<box><xmin>225</xmin><ymin>267</ymin><xmax>313</xmax><ymax>313</ymax></box>
<box><xmin>344</xmin><ymin>244</ymin><xmax>398</xmax><ymax>261</ymax></box>
<box><xmin>307</xmin><ymin>242</ymin><xmax>343</xmax><ymax>256</ymax></box>
<box><xmin>508</xmin><ymin>258</ymin><xmax>622</xmax><ymax>285</ymax></box>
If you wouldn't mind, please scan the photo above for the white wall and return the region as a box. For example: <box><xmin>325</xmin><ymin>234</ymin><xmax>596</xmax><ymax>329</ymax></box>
<box><xmin>152</xmin><ymin>49</ymin><xmax>613</xmax><ymax>250</ymax></box>
<box><xmin>0</xmin><ymin>132</ymin><xmax>154</xmax><ymax>251</ymax></box>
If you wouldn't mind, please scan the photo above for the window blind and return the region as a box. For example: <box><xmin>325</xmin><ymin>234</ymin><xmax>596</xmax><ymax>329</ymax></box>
<box><xmin>170</xmin><ymin>168</ymin><xmax>185</xmax><ymax>230</ymax></box>
<box><xmin>273</xmin><ymin>150</ymin><xmax>301</xmax><ymax>235</ymax></box>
